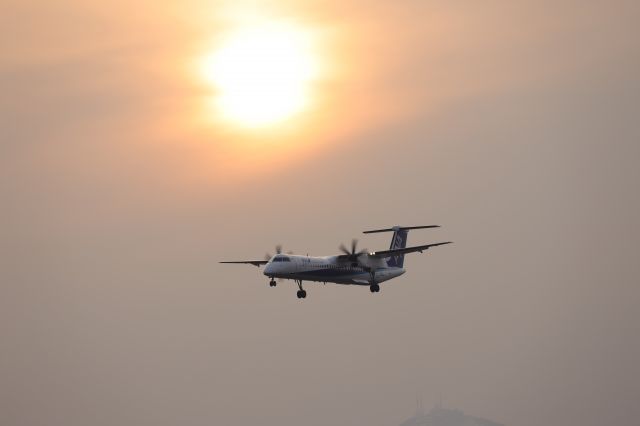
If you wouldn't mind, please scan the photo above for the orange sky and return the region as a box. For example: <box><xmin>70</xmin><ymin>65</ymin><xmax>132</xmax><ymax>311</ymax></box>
<box><xmin>2</xmin><ymin>2</ymin><xmax>640</xmax><ymax>426</ymax></box>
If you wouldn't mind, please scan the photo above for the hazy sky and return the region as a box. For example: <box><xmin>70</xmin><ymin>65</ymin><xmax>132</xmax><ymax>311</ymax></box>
<box><xmin>2</xmin><ymin>1</ymin><xmax>639</xmax><ymax>426</ymax></box>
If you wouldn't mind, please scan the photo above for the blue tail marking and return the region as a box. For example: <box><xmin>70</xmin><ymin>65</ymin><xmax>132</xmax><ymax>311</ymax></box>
<box><xmin>387</xmin><ymin>228</ymin><xmax>408</xmax><ymax>268</ymax></box>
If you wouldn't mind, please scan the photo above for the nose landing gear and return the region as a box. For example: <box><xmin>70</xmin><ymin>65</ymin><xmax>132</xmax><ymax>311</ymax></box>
<box><xmin>269</xmin><ymin>278</ymin><xmax>277</xmax><ymax>287</ymax></box>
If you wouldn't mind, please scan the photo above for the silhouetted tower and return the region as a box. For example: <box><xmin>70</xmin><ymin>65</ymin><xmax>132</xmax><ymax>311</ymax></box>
<box><xmin>416</xmin><ymin>395</ymin><xmax>424</xmax><ymax>418</ymax></box>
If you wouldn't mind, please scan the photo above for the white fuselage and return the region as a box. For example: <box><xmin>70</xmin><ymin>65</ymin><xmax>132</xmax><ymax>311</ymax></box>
<box><xmin>263</xmin><ymin>254</ymin><xmax>405</xmax><ymax>285</ymax></box>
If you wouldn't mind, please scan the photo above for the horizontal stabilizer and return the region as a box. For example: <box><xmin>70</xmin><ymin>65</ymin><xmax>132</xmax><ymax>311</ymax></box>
<box><xmin>363</xmin><ymin>225</ymin><xmax>440</xmax><ymax>234</ymax></box>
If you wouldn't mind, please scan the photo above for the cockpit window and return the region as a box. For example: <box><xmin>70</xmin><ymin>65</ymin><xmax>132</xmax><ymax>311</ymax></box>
<box><xmin>273</xmin><ymin>256</ymin><xmax>291</xmax><ymax>262</ymax></box>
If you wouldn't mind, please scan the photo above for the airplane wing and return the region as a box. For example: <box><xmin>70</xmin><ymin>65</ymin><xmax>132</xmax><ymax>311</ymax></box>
<box><xmin>369</xmin><ymin>242</ymin><xmax>452</xmax><ymax>258</ymax></box>
<box><xmin>219</xmin><ymin>260</ymin><xmax>268</xmax><ymax>267</ymax></box>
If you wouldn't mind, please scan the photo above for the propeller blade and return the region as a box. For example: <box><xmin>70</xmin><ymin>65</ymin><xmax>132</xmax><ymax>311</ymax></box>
<box><xmin>339</xmin><ymin>239</ymin><xmax>365</xmax><ymax>260</ymax></box>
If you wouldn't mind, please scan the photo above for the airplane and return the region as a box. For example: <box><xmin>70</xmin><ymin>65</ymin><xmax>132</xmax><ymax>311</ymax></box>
<box><xmin>220</xmin><ymin>225</ymin><xmax>451</xmax><ymax>299</ymax></box>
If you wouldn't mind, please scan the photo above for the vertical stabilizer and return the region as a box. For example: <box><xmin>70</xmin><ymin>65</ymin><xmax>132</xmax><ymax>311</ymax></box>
<box><xmin>387</xmin><ymin>227</ymin><xmax>408</xmax><ymax>268</ymax></box>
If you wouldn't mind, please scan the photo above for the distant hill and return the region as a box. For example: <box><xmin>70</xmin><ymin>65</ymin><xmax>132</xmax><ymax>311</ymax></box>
<box><xmin>399</xmin><ymin>404</ymin><xmax>503</xmax><ymax>426</ymax></box>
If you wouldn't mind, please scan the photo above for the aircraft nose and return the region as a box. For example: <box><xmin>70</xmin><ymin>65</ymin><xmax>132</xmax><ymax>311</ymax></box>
<box><xmin>263</xmin><ymin>263</ymin><xmax>272</xmax><ymax>276</ymax></box>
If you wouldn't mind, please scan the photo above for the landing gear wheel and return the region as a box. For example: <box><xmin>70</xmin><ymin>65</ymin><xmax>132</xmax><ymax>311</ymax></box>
<box><xmin>370</xmin><ymin>284</ymin><xmax>380</xmax><ymax>293</ymax></box>
<box><xmin>295</xmin><ymin>280</ymin><xmax>306</xmax><ymax>299</ymax></box>
<box><xmin>269</xmin><ymin>279</ymin><xmax>276</xmax><ymax>287</ymax></box>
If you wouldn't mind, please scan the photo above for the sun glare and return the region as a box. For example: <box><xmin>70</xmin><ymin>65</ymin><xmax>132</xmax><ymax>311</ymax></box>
<box><xmin>202</xmin><ymin>22</ymin><xmax>319</xmax><ymax>128</ymax></box>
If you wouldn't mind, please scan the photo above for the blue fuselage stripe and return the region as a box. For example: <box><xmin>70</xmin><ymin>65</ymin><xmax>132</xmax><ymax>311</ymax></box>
<box><xmin>296</xmin><ymin>268</ymin><xmax>367</xmax><ymax>277</ymax></box>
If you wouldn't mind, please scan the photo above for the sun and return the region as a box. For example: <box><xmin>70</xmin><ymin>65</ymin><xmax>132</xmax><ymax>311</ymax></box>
<box><xmin>202</xmin><ymin>22</ymin><xmax>319</xmax><ymax>128</ymax></box>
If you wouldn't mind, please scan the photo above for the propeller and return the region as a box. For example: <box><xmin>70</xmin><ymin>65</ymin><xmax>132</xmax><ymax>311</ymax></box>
<box><xmin>339</xmin><ymin>239</ymin><xmax>368</xmax><ymax>261</ymax></box>
<box><xmin>264</xmin><ymin>245</ymin><xmax>293</xmax><ymax>260</ymax></box>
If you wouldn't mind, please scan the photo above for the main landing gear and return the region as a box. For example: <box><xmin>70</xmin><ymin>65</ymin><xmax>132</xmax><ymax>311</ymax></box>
<box><xmin>295</xmin><ymin>280</ymin><xmax>307</xmax><ymax>299</ymax></box>
<box><xmin>369</xmin><ymin>270</ymin><xmax>380</xmax><ymax>293</ymax></box>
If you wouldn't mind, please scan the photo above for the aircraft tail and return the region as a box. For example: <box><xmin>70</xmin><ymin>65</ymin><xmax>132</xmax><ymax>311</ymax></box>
<box><xmin>363</xmin><ymin>225</ymin><xmax>440</xmax><ymax>268</ymax></box>
<box><xmin>387</xmin><ymin>228</ymin><xmax>408</xmax><ymax>267</ymax></box>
